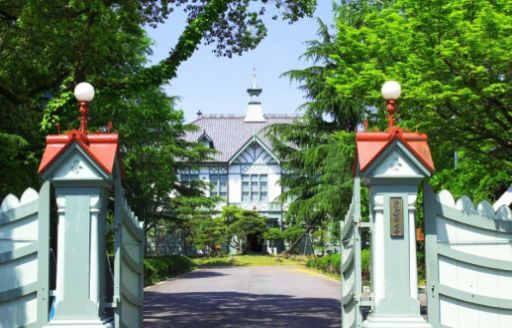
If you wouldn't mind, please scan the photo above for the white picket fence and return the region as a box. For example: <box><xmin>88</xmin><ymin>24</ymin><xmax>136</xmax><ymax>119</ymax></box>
<box><xmin>425</xmin><ymin>185</ymin><xmax>512</xmax><ymax>328</ymax></box>
<box><xmin>0</xmin><ymin>183</ymin><xmax>50</xmax><ymax>327</ymax></box>
<box><xmin>340</xmin><ymin>177</ymin><xmax>363</xmax><ymax>328</ymax></box>
<box><xmin>114</xmin><ymin>186</ymin><xmax>144</xmax><ymax>328</ymax></box>
<box><xmin>0</xmin><ymin>179</ymin><xmax>145</xmax><ymax>327</ymax></box>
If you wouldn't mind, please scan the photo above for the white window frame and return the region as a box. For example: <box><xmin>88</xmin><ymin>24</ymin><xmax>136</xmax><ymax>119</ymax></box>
<box><xmin>242</xmin><ymin>174</ymin><xmax>268</xmax><ymax>202</ymax></box>
<box><xmin>210</xmin><ymin>173</ymin><xmax>228</xmax><ymax>199</ymax></box>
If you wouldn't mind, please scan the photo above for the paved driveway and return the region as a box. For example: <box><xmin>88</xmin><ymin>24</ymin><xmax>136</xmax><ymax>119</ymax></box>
<box><xmin>144</xmin><ymin>266</ymin><xmax>341</xmax><ymax>327</ymax></box>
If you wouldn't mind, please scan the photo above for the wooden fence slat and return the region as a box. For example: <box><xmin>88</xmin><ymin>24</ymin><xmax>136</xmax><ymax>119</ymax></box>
<box><xmin>0</xmin><ymin>243</ymin><xmax>37</xmax><ymax>263</ymax></box>
<box><xmin>0</xmin><ymin>282</ymin><xmax>38</xmax><ymax>303</ymax></box>
<box><xmin>0</xmin><ymin>201</ymin><xmax>38</xmax><ymax>227</ymax></box>
<box><xmin>341</xmin><ymin>245</ymin><xmax>354</xmax><ymax>273</ymax></box>
<box><xmin>121</xmin><ymin>210</ymin><xmax>144</xmax><ymax>242</ymax></box>
<box><xmin>437</xmin><ymin>204</ymin><xmax>512</xmax><ymax>233</ymax></box>
<box><xmin>120</xmin><ymin>283</ymin><xmax>142</xmax><ymax>307</ymax></box>
<box><xmin>340</xmin><ymin>206</ymin><xmax>354</xmax><ymax>239</ymax></box>
<box><xmin>114</xmin><ymin>178</ymin><xmax>123</xmax><ymax>327</ymax></box>
<box><xmin>436</xmin><ymin>283</ymin><xmax>512</xmax><ymax>310</ymax></box>
<box><xmin>437</xmin><ymin>243</ymin><xmax>512</xmax><ymax>272</ymax></box>
<box><xmin>424</xmin><ymin>183</ymin><xmax>441</xmax><ymax>325</ymax></box>
<box><xmin>120</xmin><ymin>247</ymin><xmax>142</xmax><ymax>274</ymax></box>
<box><xmin>37</xmin><ymin>181</ymin><xmax>51</xmax><ymax>327</ymax></box>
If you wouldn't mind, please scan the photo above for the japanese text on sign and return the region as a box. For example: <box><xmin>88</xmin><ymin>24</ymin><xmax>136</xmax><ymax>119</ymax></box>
<box><xmin>390</xmin><ymin>197</ymin><xmax>404</xmax><ymax>237</ymax></box>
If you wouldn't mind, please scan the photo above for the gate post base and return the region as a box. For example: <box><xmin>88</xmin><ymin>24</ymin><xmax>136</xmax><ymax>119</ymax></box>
<box><xmin>363</xmin><ymin>315</ymin><xmax>431</xmax><ymax>328</ymax></box>
<box><xmin>44</xmin><ymin>317</ymin><xmax>114</xmax><ymax>328</ymax></box>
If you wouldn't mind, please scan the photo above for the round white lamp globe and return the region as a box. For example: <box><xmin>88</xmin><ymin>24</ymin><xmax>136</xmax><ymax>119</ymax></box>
<box><xmin>381</xmin><ymin>81</ymin><xmax>401</xmax><ymax>100</ymax></box>
<box><xmin>74</xmin><ymin>82</ymin><xmax>95</xmax><ymax>102</ymax></box>
<box><xmin>322</xmin><ymin>112</ymin><xmax>335</xmax><ymax>123</ymax></box>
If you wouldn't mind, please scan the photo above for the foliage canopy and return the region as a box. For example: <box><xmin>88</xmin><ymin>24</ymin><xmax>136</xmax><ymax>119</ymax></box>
<box><xmin>0</xmin><ymin>0</ymin><xmax>317</xmax><ymax>233</ymax></box>
<box><xmin>328</xmin><ymin>0</ymin><xmax>512</xmax><ymax>199</ymax></box>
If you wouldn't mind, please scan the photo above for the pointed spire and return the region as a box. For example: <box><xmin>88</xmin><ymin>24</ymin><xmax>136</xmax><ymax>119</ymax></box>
<box><xmin>247</xmin><ymin>67</ymin><xmax>262</xmax><ymax>103</ymax></box>
<box><xmin>245</xmin><ymin>67</ymin><xmax>265</xmax><ymax>122</ymax></box>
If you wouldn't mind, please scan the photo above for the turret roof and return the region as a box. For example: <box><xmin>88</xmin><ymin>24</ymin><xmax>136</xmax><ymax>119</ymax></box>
<box><xmin>356</xmin><ymin>127</ymin><xmax>435</xmax><ymax>174</ymax></box>
<box><xmin>38</xmin><ymin>130</ymin><xmax>120</xmax><ymax>176</ymax></box>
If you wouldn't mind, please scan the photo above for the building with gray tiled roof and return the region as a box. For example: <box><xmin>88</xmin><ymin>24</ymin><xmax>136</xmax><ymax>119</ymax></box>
<box><xmin>184</xmin><ymin>114</ymin><xmax>295</xmax><ymax>162</ymax></box>
<box><xmin>180</xmin><ymin>73</ymin><xmax>295</xmax><ymax>253</ymax></box>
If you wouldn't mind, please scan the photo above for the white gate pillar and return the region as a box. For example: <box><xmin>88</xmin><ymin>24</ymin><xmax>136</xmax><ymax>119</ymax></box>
<box><xmin>38</xmin><ymin>83</ymin><xmax>122</xmax><ymax>327</ymax></box>
<box><xmin>355</xmin><ymin>81</ymin><xmax>435</xmax><ymax>328</ymax></box>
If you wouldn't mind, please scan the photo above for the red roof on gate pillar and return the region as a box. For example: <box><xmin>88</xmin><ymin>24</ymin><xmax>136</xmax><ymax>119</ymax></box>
<box><xmin>38</xmin><ymin>129</ymin><xmax>120</xmax><ymax>176</ymax></box>
<box><xmin>356</xmin><ymin>126</ymin><xmax>435</xmax><ymax>174</ymax></box>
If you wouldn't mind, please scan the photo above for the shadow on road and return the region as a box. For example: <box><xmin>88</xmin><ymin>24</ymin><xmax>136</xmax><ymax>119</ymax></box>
<box><xmin>179</xmin><ymin>270</ymin><xmax>229</xmax><ymax>279</ymax></box>
<box><xmin>144</xmin><ymin>291</ymin><xmax>340</xmax><ymax>328</ymax></box>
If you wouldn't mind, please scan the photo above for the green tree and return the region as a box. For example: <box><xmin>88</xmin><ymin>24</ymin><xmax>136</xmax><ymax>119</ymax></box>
<box><xmin>0</xmin><ymin>1</ymin><xmax>317</xmax><ymax>105</ymax></box>
<box><xmin>221</xmin><ymin>205</ymin><xmax>268</xmax><ymax>254</ymax></box>
<box><xmin>0</xmin><ymin>0</ymin><xmax>317</xmax><ymax>234</ymax></box>
<box><xmin>263</xmin><ymin>227</ymin><xmax>284</xmax><ymax>252</ymax></box>
<box><xmin>268</xmin><ymin>19</ymin><xmax>360</xmax><ymax>247</ymax></box>
<box><xmin>263</xmin><ymin>227</ymin><xmax>284</xmax><ymax>241</ymax></box>
<box><xmin>327</xmin><ymin>0</ymin><xmax>512</xmax><ymax>199</ymax></box>
<box><xmin>167</xmin><ymin>192</ymin><xmax>220</xmax><ymax>246</ymax></box>
<box><xmin>429</xmin><ymin>151</ymin><xmax>509</xmax><ymax>203</ymax></box>
<box><xmin>282</xmin><ymin>225</ymin><xmax>305</xmax><ymax>244</ymax></box>
<box><xmin>0</xmin><ymin>0</ymin><xmax>317</xmax><ymax>133</ymax></box>
<box><xmin>111</xmin><ymin>90</ymin><xmax>214</xmax><ymax>232</ymax></box>
<box><xmin>190</xmin><ymin>216</ymin><xmax>227</xmax><ymax>256</ymax></box>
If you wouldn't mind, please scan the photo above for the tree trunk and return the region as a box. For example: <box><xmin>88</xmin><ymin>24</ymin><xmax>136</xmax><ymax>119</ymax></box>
<box><xmin>282</xmin><ymin>233</ymin><xmax>306</xmax><ymax>255</ymax></box>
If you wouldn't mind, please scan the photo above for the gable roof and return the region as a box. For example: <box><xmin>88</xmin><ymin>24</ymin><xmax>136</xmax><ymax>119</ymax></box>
<box><xmin>229</xmin><ymin>135</ymin><xmax>280</xmax><ymax>165</ymax></box>
<box><xmin>356</xmin><ymin>127</ymin><xmax>435</xmax><ymax>174</ymax></box>
<box><xmin>38</xmin><ymin>130</ymin><xmax>120</xmax><ymax>176</ymax></box>
<box><xmin>198</xmin><ymin>131</ymin><xmax>214</xmax><ymax>148</ymax></box>
<box><xmin>184</xmin><ymin>114</ymin><xmax>296</xmax><ymax>163</ymax></box>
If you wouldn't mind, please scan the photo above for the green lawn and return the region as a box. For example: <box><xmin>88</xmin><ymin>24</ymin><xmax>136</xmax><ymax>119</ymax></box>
<box><xmin>194</xmin><ymin>254</ymin><xmax>301</xmax><ymax>267</ymax></box>
<box><xmin>194</xmin><ymin>254</ymin><xmax>341</xmax><ymax>281</ymax></box>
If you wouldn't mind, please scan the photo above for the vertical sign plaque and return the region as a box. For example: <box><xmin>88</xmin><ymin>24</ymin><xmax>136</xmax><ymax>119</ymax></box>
<box><xmin>390</xmin><ymin>197</ymin><xmax>404</xmax><ymax>237</ymax></box>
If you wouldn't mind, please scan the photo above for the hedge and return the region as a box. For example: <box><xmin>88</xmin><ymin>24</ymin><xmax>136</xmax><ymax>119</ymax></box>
<box><xmin>305</xmin><ymin>250</ymin><xmax>371</xmax><ymax>280</ymax></box>
<box><xmin>144</xmin><ymin>255</ymin><xmax>196</xmax><ymax>286</ymax></box>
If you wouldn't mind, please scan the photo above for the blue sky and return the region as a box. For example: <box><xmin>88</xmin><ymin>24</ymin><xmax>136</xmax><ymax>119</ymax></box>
<box><xmin>144</xmin><ymin>2</ymin><xmax>335</xmax><ymax>122</ymax></box>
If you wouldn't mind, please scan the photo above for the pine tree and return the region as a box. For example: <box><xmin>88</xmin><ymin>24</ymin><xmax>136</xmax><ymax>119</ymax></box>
<box><xmin>268</xmin><ymin>18</ymin><xmax>362</xmax><ymax>248</ymax></box>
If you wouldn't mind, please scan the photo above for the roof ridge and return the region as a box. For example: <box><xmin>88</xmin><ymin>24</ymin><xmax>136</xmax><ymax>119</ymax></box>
<box><xmin>265</xmin><ymin>114</ymin><xmax>299</xmax><ymax>118</ymax></box>
<box><xmin>196</xmin><ymin>113</ymin><xmax>298</xmax><ymax>119</ymax></box>
<box><xmin>199</xmin><ymin>114</ymin><xmax>245</xmax><ymax>118</ymax></box>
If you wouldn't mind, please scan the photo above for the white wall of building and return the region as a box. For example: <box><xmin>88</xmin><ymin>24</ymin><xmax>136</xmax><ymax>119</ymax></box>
<box><xmin>267</xmin><ymin>167</ymin><xmax>282</xmax><ymax>202</ymax></box>
<box><xmin>180</xmin><ymin>143</ymin><xmax>286</xmax><ymax>219</ymax></box>
<box><xmin>228</xmin><ymin>170</ymin><xmax>241</xmax><ymax>203</ymax></box>
<box><xmin>190</xmin><ymin>162</ymin><xmax>283</xmax><ymax>213</ymax></box>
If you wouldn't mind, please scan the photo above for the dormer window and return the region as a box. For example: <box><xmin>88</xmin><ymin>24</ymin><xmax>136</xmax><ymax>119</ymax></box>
<box><xmin>198</xmin><ymin>132</ymin><xmax>214</xmax><ymax>149</ymax></box>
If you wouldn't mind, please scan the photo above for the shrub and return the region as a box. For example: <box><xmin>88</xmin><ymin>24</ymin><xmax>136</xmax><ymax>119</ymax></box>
<box><xmin>417</xmin><ymin>244</ymin><xmax>426</xmax><ymax>284</ymax></box>
<box><xmin>305</xmin><ymin>249</ymin><xmax>371</xmax><ymax>281</ymax></box>
<box><xmin>361</xmin><ymin>249</ymin><xmax>370</xmax><ymax>283</ymax></box>
<box><xmin>144</xmin><ymin>255</ymin><xmax>196</xmax><ymax>286</ymax></box>
<box><xmin>306</xmin><ymin>253</ymin><xmax>341</xmax><ymax>275</ymax></box>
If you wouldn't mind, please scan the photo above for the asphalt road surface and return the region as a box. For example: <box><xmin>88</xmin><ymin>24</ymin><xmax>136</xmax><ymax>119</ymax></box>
<box><xmin>144</xmin><ymin>266</ymin><xmax>341</xmax><ymax>328</ymax></box>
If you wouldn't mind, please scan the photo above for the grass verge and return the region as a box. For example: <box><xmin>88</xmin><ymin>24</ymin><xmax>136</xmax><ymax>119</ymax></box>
<box><xmin>144</xmin><ymin>255</ymin><xmax>196</xmax><ymax>286</ymax></box>
<box><xmin>194</xmin><ymin>254</ymin><xmax>298</xmax><ymax>267</ymax></box>
<box><xmin>194</xmin><ymin>254</ymin><xmax>341</xmax><ymax>281</ymax></box>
